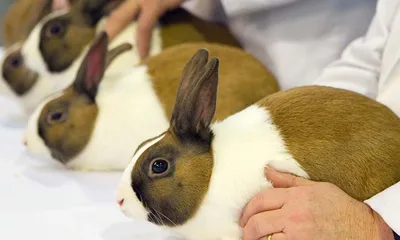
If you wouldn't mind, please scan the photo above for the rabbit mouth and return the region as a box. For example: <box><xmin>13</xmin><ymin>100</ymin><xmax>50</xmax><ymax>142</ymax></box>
<box><xmin>49</xmin><ymin>148</ymin><xmax>70</xmax><ymax>164</ymax></box>
<box><xmin>4</xmin><ymin>70</ymin><xmax>39</xmax><ymax>96</ymax></box>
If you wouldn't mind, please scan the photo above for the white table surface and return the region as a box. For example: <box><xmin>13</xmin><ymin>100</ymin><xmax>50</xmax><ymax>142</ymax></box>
<box><xmin>0</xmin><ymin>48</ymin><xmax>181</xmax><ymax>240</ymax></box>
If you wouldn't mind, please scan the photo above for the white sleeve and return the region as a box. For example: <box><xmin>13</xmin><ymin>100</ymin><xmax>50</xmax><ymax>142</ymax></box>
<box><xmin>182</xmin><ymin>0</ymin><xmax>226</xmax><ymax>22</ymax></box>
<box><xmin>220</xmin><ymin>0</ymin><xmax>301</xmax><ymax>16</ymax></box>
<box><xmin>364</xmin><ymin>182</ymin><xmax>400</xmax><ymax>235</ymax></box>
<box><xmin>313</xmin><ymin>0</ymin><xmax>400</xmax><ymax>99</ymax></box>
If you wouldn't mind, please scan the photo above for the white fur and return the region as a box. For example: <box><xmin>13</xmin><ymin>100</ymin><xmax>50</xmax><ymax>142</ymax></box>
<box><xmin>117</xmin><ymin>134</ymin><xmax>166</xmax><ymax>218</ymax></box>
<box><xmin>116</xmin><ymin>105</ymin><xmax>309</xmax><ymax>240</ymax></box>
<box><xmin>0</xmin><ymin>43</ymin><xmax>54</xmax><ymax>115</ymax></box>
<box><xmin>21</xmin><ymin>10</ymin><xmax>163</xmax><ymax>103</ymax></box>
<box><xmin>24</xmin><ymin>66</ymin><xmax>170</xmax><ymax>171</ymax></box>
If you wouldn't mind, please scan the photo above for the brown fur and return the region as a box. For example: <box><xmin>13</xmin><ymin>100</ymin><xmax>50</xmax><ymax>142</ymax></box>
<box><xmin>38</xmin><ymin>87</ymin><xmax>98</xmax><ymax>162</ymax></box>
<box><xmin>146</xmin><ymin>43</ymin><xmax>279</xmax><ymax>122</ymax></box>
<box><xmin>38</xmin><ymin>0</ymin><xmax>123</xmax><ymax>72</ymax></box>
<box><xmin>159</xmin><ymin>8</ymin><xmax>241</xmax><ymax>49</ymax></box>
<box><xmin>259</xmin><ymin>86</ymin><xmax>400</xmax><ymax>201</ymax></box>
<box><xmin>131</xmin><ymin>131</ymin><xmax>213</xmax><ymax>226</ymax></box>
<box><xmin>2</xmin><ymin>0</ymin><xmax>53</xmax><ymax>47</ymax></box>
<box><xmin>2</xmin><ymin>46</ymin><xmax>38</xmax><ymax>95</ymax></box>
<box><xmin>38</xmin><ymin>1</ymin><xmax>98</xmax><ymax>72</ymax></box>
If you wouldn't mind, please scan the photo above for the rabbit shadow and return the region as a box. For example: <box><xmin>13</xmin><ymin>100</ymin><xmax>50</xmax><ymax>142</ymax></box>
<box><xmin>0</xmin><ymin>96</ymin><xmax>28</xmax><ymax>129</ymax></box>
<box><xmin>101</xmin><ymin>221</ymin><xmax>183</xmax><ymax>240</ymax></box>
<box><xmin>19</xmin><ymin>151</ymin><xmax>124</xmax><ymax>202</ymax></box>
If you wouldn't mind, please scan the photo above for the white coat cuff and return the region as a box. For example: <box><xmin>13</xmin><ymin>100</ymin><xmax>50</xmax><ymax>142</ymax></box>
<box><xmin>364</xmin><ymin>182</ymin><xmax>400</xmax><ymax>235</ymax></box>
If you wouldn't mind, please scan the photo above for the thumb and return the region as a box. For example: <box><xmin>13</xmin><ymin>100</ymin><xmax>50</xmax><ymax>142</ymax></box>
<box><xmin>265</xmin><ymin>167</ymin><xmax>314</xmax><ymax>188</ymax></box>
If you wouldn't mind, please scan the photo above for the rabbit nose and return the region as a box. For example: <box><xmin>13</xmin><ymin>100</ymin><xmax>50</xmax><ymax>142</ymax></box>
<box><xmin>118</xmin><ymin>199</ymin><xmax>124</xmax><ymax>207</ymax></box>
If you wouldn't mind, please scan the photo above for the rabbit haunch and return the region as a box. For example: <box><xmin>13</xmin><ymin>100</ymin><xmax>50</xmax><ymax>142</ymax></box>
<box><xmin>116</xmin><ymin>53</ymin><xmax>400</xmax><ymax>239</ymax></box>
<box><xmin>23</xmin><ymin>34</ymin><xmax>278</xmax><ymax>171</ymax></box>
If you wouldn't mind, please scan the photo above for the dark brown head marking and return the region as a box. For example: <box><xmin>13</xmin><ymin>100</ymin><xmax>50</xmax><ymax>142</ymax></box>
<box><xmin>37</xmin><ymin>32</ymin><xmax>123</xmax><ymax>163</ymax></box>
<box><xmin>130</xmin><ymin>49</ymin><xmax>219</xmax><ymax>226</ymax></box>
<box><xmin>2</xmin><ymin>47</ymin><xmax>38</xmax><ymax>96</ymax></box>
<box><xmin>39</xmin><ymin>0</ymin><xmax>124</xmax><ymax>72</ymax></box>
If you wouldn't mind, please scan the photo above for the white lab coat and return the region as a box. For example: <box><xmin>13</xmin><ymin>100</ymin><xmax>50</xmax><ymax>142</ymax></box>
<box><xmin>313</xmin><ymin>0</ymin><xmax>400</xmax><ymax>234</ymax></box>
<box><xmin>182</xmin><ymin>0</ymin><xmax>377</xmax><ymax>90</ymax></box>
<box><xmin>182</xmin><ymin>0</ymin><xmax>400</xmax><ymax>235</ymax></box>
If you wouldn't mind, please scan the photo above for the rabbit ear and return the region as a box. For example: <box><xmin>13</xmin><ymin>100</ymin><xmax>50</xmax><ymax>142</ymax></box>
<box><xmin>171</xmin><ymin>49</ymin><xmax>219</xmax><ymax>144</ymax></box>
<box><xmin>73</xmin><ymin>32</ymin><xmax>108</xmax><ymax>101</ymax></box>
<box><xmin>105</xmin><ymin>43</ymin><xmax>132</xmax><ymax>69</ymax></box>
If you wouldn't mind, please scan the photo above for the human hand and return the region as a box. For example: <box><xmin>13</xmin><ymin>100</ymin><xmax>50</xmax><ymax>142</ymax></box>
<box><xmin>51</xmin><ymin>0</ymin><xmax>70</xmax><ymax>11</ymax></box>
<box><xmin>105</xmin><ymin>0</ymin><xmax>184</xmax><ymax>60</ymax></box>
<box><xmin>240</xmin><ymin>168</ymin><xmax>394</xmax><ymax>240</ymax></box>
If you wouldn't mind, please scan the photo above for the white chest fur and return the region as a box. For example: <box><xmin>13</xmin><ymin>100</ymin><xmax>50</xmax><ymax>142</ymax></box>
<box><xmin>172</xmin><ymin>105</ymin><xmax>309</xmax><ymax>240</ymax></box>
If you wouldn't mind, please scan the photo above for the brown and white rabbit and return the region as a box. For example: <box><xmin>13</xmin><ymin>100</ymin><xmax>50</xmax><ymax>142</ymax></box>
<box><xmin>19</xmin><ymin>0</ymin><xmax>241</xmax><ymax>108</ymax></box>
<box><xmin>0</xmin><ymin>39</ymin><xmax>130</xmax><ymax>116</ymax></box>
<box><xmin>0</xmin><ymin>43</ymin><xmax>53</xmax><ymax>114</ymax></box>
<box><xmin>20</xmin><ymin>0</ymin><xmax>131</xmax><ymax>93</ymax></box>
<box><xmin>23</xmin><ymin>32</ymin><xmax>278</xmax><ymax>171</ymax></box>
<box><xmin>0</xmin><ymin>0</ymin><xmax>81</xmax><ymax>115</ymax></box>
<box><xmin>116</xmin><ymin>50</ymin><xmax>400</xmax><ymax>240</ymax></box>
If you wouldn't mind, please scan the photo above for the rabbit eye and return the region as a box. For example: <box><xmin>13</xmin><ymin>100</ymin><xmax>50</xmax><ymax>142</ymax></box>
<box><xmin>46</xmin><ymin>111</ymin><xmax>67</xmax><ymax>125</ymax></box>
<box><xmin>46</xmin><ymin>21</ymin><xmax>65</xmax><ymax>37</ymax></box>
<box><xmin>151</xmin><ymin>159</ymin><xmax>169</xmax><ymax>175</ymax></box>
<box><xmin>9</xmin><ymin>55</ymin><xmax>22</xmax><ymax>68</ymax></box>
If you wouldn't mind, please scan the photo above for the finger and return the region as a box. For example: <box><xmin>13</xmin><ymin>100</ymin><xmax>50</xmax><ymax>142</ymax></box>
<box><xmin>52</xmin><ymin>0</ymin><xmax>70</xmax><ymax>11</ymax></box>
<box><xmin>242</xmin><ymin>210</ymin><xmax>285</xmax><ymax>240</ymax></box>
<box><xmin>259</xmin><ymin>233</ymin><xmax>287</xmax><ymax>240</ymax></box>
<box><xmin>105</xmin><ymin>0</ymin><xmax>140</xmax><ymax>40</ymax></box>
<box><xmin>240</xmin><ymin>188</ymin><xmax>288</xmax><ymax>227</ymax></box>
<box><xmin>265</xmin><ymin>168</ymin><xmax>314</xmax><ymax>188</ymax></box>
<box><xmin>136</xmin><ymin>0</ymin><xmax>162</xmax><ymax>59</ymax></box>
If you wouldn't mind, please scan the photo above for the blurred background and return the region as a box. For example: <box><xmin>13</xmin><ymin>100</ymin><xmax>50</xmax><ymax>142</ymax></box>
<box><xmin>0</xmin><ymin>0</ymin><xmax>13</xmax><ymax>46</ymax></box>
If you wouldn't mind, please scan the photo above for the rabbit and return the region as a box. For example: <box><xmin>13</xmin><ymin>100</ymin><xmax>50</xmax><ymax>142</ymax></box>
<box><xmin>18</xmin><ymin>0</ymin><xmax>131</xmax><ymax>94</ymax></box>
<box><xmin>1</xmin><ymin>0</ymin><xmax>81</xmax><ymax>47</ymax></box>
<box><xmin>115</xmin><ymin>49</ymin><xmax>400</xmax><ymax>240</ymax></box>
<box><xmin>16</xmin><ymin>0</ymin><xmax>241</xmax><ymax>115</ymax></box>
<box><xmin>0</xmin><ymin>0</ymin><xmax>82</xmax><ymax>115</ymax></box>
<box><xmin>0</xmin><ymin>40</ymin><xmax>131</xmax><ymax>116</ymax></box>
<box><xmin>22</xmin><ymin>32</ymin><xmax>279</xmax><ymax>171</ymax></box>
<box><xmin>0</xmin><ymin>42</ymin><xmax>53</xmax><ymax>115</ymax></box>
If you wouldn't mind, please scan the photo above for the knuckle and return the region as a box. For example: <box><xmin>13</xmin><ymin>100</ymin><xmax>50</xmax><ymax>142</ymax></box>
<box><xmin>288</xmin><ymin>208</ymin><xmax>313</xmax><ymax>224</ymax></box>
<box><xmin>246</xmin><ymin>216</ymin><xmax>262</xmax><ymax>237</ymax></box>
<box><xmin>252</xmin><ymin>193</ymin><xmax>266</xmax><ymax>208</ymax></box>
